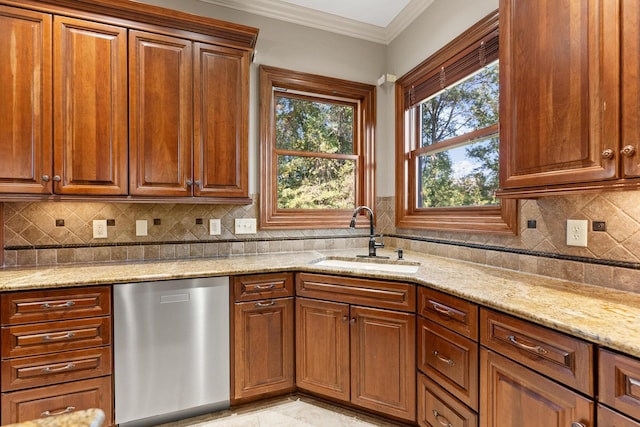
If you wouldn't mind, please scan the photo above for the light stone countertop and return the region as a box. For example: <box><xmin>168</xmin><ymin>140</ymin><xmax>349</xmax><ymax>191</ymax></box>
<box><xmin>3</xmin><ymin>408</ymin><xmax>105</xmax><ymax>427</ymax></box>
<box><xmin>1</xmin><ymin>248</ymin><xmax>639</xmax><ymax>359</ymax></box>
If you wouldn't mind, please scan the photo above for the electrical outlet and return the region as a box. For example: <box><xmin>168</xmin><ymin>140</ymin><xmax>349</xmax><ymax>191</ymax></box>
<box><xmin>234</xmin><ymin>218</ymin><xmax>257</xmax><ymax>234</ymax></box>
<box><xmin>566</xmin><ymin>219</ymin><xmax>588</xmax><ymax>247</ymax></box>
<box><xmin>93</xmin><ymin>219</ymin><xmax>108</xmax><ymax>239</ymax></box>
<box><xmin>209</xmin><ymin>219</ymin><xmax>221</xmax><ymax>236</ymax></box>
<box><xmin>136</xmin><ymin>220</ymin><xmax>148</xmax><ymax>236</ymax></box>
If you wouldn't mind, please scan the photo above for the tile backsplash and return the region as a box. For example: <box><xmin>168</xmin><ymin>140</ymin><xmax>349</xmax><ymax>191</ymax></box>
<box><xmin>3</xmin><ymin>192</ymin><xmax>640</xmax><ymax>292</ymax></box>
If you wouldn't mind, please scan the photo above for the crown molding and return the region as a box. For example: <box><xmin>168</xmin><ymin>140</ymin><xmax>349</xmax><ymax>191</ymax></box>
<box><xmin>199</xmin><ymin>0</ymin><xmax>434</xmax><ymax>44</ymax></box>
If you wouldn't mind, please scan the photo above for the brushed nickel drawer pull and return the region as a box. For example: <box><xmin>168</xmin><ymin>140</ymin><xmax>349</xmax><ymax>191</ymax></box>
<box><xmin>42</xmin><ymin>332</ymin><xmax>75</xmax><ymax>341</ymax></box>
<box><xmin>255</xmin><ymin>284</ymin><xmax>275</xmax><ymax>290</ymax></box>
<box><xmin>433</xmin><ymin>350</ymin><xmax>455</xmax><ymax>366</ymax></box>
<box><xmin>41</xmin><ymin>406</ymin><xmax>75</xmax><ymax>417</ymax></box>
<box><xmin>432</xmin><ymin>410</ymin><xmax>453</xmax><ymax>427</ymax></box>
<box><xmin>431</xmin><ymin>302</ymin><xmax>454</xmax><ymax>318</ymax></box>
<box><xmin>571</xmin><ymin>423</ymin><xmax>586</xmax><ymax>427</ymax></box>
<box><xmin>41</xmin><ymin>301</ymin><xmax>75</xmax><ymax>309</ymax></box>
<box><xmin>42</xmin><ymin>363</ymin><xmax>76</xmax><ymax>373</ymax></box>
<box><xmin>507</xmin><ymin>334</ymin><xmax>548</xmax><ymax>355</ymax></box>
<box><xmin>255</xmin><ymin>301</ymin><xmax>276</xmax><ymax>308</ymax></box>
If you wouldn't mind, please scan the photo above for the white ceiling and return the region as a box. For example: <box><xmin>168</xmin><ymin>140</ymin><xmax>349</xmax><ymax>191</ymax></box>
<box><xmin>198</xmin><ymin>0</ymin><xmax>435</xmax><ymax>44</ymax></box>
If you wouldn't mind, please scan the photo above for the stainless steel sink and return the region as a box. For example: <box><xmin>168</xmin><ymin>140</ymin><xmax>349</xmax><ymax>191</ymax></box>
<box><xmin>311</xmin><ymin>256</ymin><xmax>420</xmax><ymax>274</ymax></box>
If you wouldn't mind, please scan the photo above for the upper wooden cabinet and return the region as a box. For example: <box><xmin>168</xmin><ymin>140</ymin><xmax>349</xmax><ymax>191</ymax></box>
<box><xmin>0</xmin><ymin>0</ymin><xmax>257</xmax><ymax>202</ymax></box>
<box><xmin>498</xmin><ymin>0</ymin><xmax>624</xmax><ymax>197</ymax></box>
<box><xmin>54</xmin><ymin>16</ymin><xmax>128</xmax><ymax>195</ymax></box>
<box><xmin>0</xmin><ymin>6</ymin><xmax>51</xmax><ymax>194</ymax></box>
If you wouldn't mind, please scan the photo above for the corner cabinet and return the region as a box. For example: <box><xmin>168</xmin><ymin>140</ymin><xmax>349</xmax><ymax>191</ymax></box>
<box><xmin>295</xmin><ymin>273</ymin><xmax>416</xmax><ymax>422</ymax></box>
<box><xmin>497</xmin><ymin>0</ymin><xmax>629</xmax><ymax>197</ymax></box>
<box><xmin>0</xmin><ymin>0</ymin><xmax>257</xmax><ymax>202</ymax></box>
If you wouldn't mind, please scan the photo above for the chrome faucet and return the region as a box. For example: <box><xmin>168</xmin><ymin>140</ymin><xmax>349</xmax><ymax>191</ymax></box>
<box><xmin>350</xmin><ymin>206</ymin><xmax>387</xmax><ymax>258</ymax></box>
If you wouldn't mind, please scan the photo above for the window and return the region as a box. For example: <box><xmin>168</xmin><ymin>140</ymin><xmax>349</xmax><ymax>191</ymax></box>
<box><xmin>260</xmin><ymin>65</ymin><xmax>376</xmax><ymax>229</ymax></box>
<box><xmin>395</xmin><ymin>11</ymin><xmax>517</xmax><ymax>234</ymax></box>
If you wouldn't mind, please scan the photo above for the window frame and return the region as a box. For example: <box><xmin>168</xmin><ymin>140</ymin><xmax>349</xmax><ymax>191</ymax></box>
<box><xmin>260</xmin><ymin>65</ymin><xmax>376</xmax><ymax>229</ymax></box>
<box><xmin>395</xmin><ymin>10</ymin><xmax>518</xmax><ymax>234</ymax></box>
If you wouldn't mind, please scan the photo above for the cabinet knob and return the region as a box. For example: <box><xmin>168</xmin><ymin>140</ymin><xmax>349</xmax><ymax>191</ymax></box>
<box><xmin>571</xmin><ymin>423</ymin><xmax>586</xmax><ymax>427</ymax></box>
<box><xmin>621</xmin><ymin>145</ymin><xmax>636</xmax><ymax>157</ymax></box>
<box><xmin>601</xmin><ymin>149</ymin><xmax>615</xmax><ymax>160</ymax></box>
<box><xmin>53</xmin><ymin>175</ymin><xmax>61</xmax><ymax>182</ymax></box>
<box><xmin>186</xmin><ymin>179</ymin><xmax>193</xmax><ymax>186</ymax></box>
<box><xmin>42</xmin><ymin>175</ymin><xmax>50</xmax><ymax>182</ymax></box>
<box><xmin>194</xmin><ymin>180</ymin><xmax>201</xmax><ymax>187</ymax></box>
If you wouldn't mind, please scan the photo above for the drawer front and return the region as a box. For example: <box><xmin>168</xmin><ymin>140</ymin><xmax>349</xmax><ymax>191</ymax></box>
<box><xmin>417</xmin><ymin>373</ymin><xmax>477</xmax><ymax>427</ymax></box>
<box><xmin>1</xmin><ymin>286</ymin><xmax>111</xmax><ymax>325</ymax></box>
<box><xmin>480</xmin><ymin>309</ymin><xmax>593</xmax><ymax>396</ymax></box>
<box><xmin>418</xmin><ymin>317</ymin><xmax>478</xmax><ymax>410</ymax></box>
<box><xmin>233</xmin><ymin>272</ymin><xmax>294</xmax><ymax>302</ymax></box>
<box><xmin>600</xmin><ymin>349</ymin><xmax>640</xmax><ymax>421</ymax></box>
<box><xmin>418</xmin><ymin>287</ymin><xmax>478</xmax><ymax>339</ymax></box>
<box><xmin>1</xmin><ymin>347</ymin><xmax>112</xmax><ymax>392</ymax></box>
<box><xmin>599</xmin><ymin>404</ymin><xmax>640</xmax><ymax>427</ymax></box>
<box><xmin>0</xmin><ymin>376</ymin><xmax>112</xmax><ymax>426</ymax></box>
<box><xmin>296</xmin><ymin>273</ymin><xmax>415</xmax><ymax>311</ymax></box>
<box><xmin>2</xmin><ymin>317</ymin><xmax>111</xmax><ymax>359</ymax></box>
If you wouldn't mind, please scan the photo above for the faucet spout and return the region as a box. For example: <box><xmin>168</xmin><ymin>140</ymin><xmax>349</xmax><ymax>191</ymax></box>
<box><xmin>350</xmin><ymin>206</ymin><xmax>386</xmax><ymax>258</ymax></box>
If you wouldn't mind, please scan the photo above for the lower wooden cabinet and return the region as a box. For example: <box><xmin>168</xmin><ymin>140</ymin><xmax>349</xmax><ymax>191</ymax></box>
<box><xmin>296</xmin><ymin>295</ymin><xmax>416</xmax><ymax>421</ymax></box>
<box><xmin>1</xmin><ymin>374</ymin><xmax>112</xmax><ymax>425</ymax></box>
<box><xmin>418</xmin><ymin>373</ymin><xmax>477</xmax><ymax>427</ymax></box>
<box><xmin>232</xmin><ymin>273</ymin><xmax>295</xmax><ymax>402</ymax></box>
<box><xmin>480</xmin><ymin>349</ymin><xmax>593</xmax><ymax>427</ymax></box>
<box><xmin>599</xmin><ymin>404</ymin><xmax>640</xmax><ymax>427</ymax></box>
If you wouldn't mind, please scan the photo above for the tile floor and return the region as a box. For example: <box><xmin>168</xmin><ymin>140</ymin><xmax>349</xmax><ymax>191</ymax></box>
<box><xmin>159</xmin><ymin>396</ymin><xmax>408</xmax><ymax>427</ymax></box>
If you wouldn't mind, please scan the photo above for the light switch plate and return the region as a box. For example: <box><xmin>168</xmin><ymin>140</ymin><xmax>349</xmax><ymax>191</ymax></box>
<box><xmin>209</xmin><ymin>219</ymin><xmax>221</xmax><ymax>236</ymax></box>
<box><xmin>93</xmin><ymin>219</ymin><xmax>108</xmax><ymax>239</ymax></box>
<box><xmin>136</xmin><ymin>220</ymin><xmax>148</xmax><ymax>237</ymax></box>
<box><xmin>566</xmin><ymin>219</ymin><xmax>588</xmax><ymax>247</ymax></box>
<box><xmin>235</xmin><ymin>218</ymin><xmax>257</xmax><ymax>234</ymax></box>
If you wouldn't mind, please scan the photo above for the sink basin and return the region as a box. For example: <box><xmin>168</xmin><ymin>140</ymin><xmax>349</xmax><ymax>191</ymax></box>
<box><xmin>311</xmin><ymin>256</ymin><xmax>420</xmax><ymax>274</ymax></box>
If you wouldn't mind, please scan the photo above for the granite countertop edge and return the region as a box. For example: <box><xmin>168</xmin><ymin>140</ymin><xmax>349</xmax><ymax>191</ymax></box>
<box><xmin>1</xmin><ymin>248</ymin><xmax>639</xmax><ymax>359</ymax></box>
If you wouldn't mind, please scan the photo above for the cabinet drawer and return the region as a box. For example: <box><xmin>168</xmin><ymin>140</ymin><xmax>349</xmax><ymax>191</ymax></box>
<box><xmin>417</xmin><ymin>373</ymin><xmax>477</xmax><ymax>427</ymax></box>
<box><xmin>418</xmin><ymin>318</ymin><xmax>478</xmax><ymax>410</ymax></box>
<box><xmin>480</xmin><ymin>309</ymin><xmax>593</xmax><ymax>396</ymax></box>
<box><xmin>1</xmin><ymin>287</ymin><xmax>111</xmax><ymax>325</ymax></box>
<box><xmin>0</xmin><ymin>376</ymin><xmax>112</xmax><ymax>425</ymax></box>
<box><xmin>2</xmin><ymin>317</ymin><xmax>111</xmax><ymax>359</ymax></box>
<box><xmin>600</xmin><ymin>349</ymin><xmax>640</xmax><ymax>421</ymax></box>
<box><xmin>233</xmin><ymin>273</ymin><xmax>294</xmax><ymax>302</ymax></box>
<box><xmin>1</xmin><ymin>347</ymin><xmax>112</xmax><ymax>392</ymax></box>
<box><xmin>296</xmin><ymin>273</ymin><xmax>415</xmax><ymax>311</ymax></box>
<box><xmin>418</xmin><ymin>287</ymin><xmax>478</xmax><ymax>339</ymax></box>
<box><xmin>599</xmin><ymin>405</ymin><xmax>640</xmax><ymax>427</ymax></box>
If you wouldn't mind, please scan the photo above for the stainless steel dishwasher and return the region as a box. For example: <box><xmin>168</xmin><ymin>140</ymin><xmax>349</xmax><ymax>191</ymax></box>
<box><xmin>114</xmin><ymin>277</ymin><xmax>230</xmax><ymax>427</ymax></box>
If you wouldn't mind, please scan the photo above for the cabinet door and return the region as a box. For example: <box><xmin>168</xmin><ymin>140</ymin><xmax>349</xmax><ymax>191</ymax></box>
<box><xmin>351</xmin><ymin>305</ymin><xmax>416</xmax><ymax>421</ymax></box>
<box><xmin>194</xmin><ymin>43</ymin><xmax>249</xmax><ymax>198</ymax></box>
<box><xmin>621</xmin><ymin>0</ymin><xmax>640</xmax><ymax>178</ymax></box>
<box><xmin>499</xmin><ymin>0</ymin><xmax>620</xmax><ymax>190</ymax></box>
<box><xmin>0</xmin><ymin>6</ymin><xmax>52</xmax><ymax>194</ymax></box>
<box><xmin>480</xmin><ymin>349</ymin><xmax>593</xmax><ymax>427</ymax></box>
<box><xmin>233</xmin><ymin>297</ymin><xmax>294</xmax><ymax>401</ymax></box>
<box><xmin>53</xmin><ymin>16</ymin><xmax>128</xmax><ymax>195</ymax></box>
<box><xmin>129</xmin><ymin>30</ymin><xmax>193</xmax><ymax>196</ymax></box>
<box><xmin>295</xmin><ymin>298</ymin><xmax>350</xmax><ymax>401</ymax></box>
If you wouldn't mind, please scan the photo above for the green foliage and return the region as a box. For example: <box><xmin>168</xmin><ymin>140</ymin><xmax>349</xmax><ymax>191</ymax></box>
<box><xmin>418</xmin><ymin>63</ymin><xmax>500</xmax><ymax>208</ymax></box>
<box><xmin>275</xmin><ymin>95</ymin><xmax>356</xmax><ymax>209</ymax></box>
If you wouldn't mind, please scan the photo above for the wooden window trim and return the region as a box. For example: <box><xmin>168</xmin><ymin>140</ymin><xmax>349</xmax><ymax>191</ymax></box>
<box><xmin>395</xmin><ymin>10</ymin><xmax>518</xmax><ymax>235</ymax></box>
<box><xmin>259</xmin><ymin>65</ymin><xmax>376</xmax><ymax>229</ymax></box>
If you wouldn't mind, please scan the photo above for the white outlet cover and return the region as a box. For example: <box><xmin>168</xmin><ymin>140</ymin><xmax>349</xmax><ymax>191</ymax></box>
<box><xmin>566</xmin><ymin>219</ymin><xmax>588</xmax><ymax>247</ymax></box>
<box><xmin>235</xmin><ymin>218</ymin><xmax>257</xmax><ymax>234</ymax></box>
<box><xmin>93</xmin><ymin>219</ymin><xmax>108</xmax><ymax>239</ymax></box>
<box><xmin>136</xmin><ymin>220</ymin><xmax>148</xmax><ymax>236</ymax></box>
<box><xmin>209</xmin><ymin>219</ymin><xmax>221</xmax><ymax>236</ymax></box>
